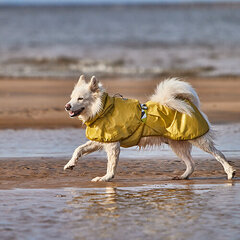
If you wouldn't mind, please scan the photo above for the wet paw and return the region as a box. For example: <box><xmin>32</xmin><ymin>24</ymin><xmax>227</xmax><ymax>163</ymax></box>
<box><xmin>91</xmin><ymin>175</ymin><xmax>113</xmax><ymax>182</ymax></box>
<box><xmin>227</xmin><ymin>168</ymin><xmax>236</xmax><ymax>180</ymax></box>
<box><xmin>64</xmin><ymin>163</ymin><xmax>75</xmax><ymax>170</ymax></box>
<box><xmin>91</xmin><ymin>176</ymin><xmax>102</xmax><ymax>182</ymax></box>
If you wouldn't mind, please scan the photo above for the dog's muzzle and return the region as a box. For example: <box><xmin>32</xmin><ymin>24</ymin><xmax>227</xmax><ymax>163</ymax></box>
<box><xmin>68</xmin><ymin>107</ymin><xmax>85</xmax><ymax>117</ymax></box>
<box><xmin>65</xmin><ymin>103</ymin><xmax>85</xmax><ymax>117</ymax></box>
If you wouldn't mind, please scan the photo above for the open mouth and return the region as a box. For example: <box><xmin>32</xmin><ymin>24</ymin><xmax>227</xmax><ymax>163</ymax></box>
<box><xmin>69</xmin><ymin>107</ymin><xmax>85</xmax><ymax>117</ymax></box>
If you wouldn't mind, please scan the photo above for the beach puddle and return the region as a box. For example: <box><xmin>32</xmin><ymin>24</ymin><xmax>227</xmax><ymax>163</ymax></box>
<box><xmin>0</xmin><ymin>183</ymin><xmax>240</xmax><ymax>240</ymax></box>
<box><xmin>0</xmin><ymin>124</ymin><xmax>240</xmax><ymax>159</ymax></box>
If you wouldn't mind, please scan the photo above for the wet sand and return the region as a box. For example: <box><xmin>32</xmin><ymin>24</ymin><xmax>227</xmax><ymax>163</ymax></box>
<box><xmin>0</xmin><ymin>157</ymin><xmax>239</xmax><ymax>189</ymax></box>
<box><xmin>1</xmin><ymin>76</ymin><xmax>240</xmax><ymax>128</ymax></box>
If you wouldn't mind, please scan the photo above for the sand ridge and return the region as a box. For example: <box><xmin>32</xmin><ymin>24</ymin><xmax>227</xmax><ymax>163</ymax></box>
<box><xmin>0</xmin><ymin>76</ymin><xmax>240</xmax><ymax>128</ymax></box>
<box><xmin>0</xmin><ymin>157</ymin><xmax>239</xmax><ymax>189</ymax></box>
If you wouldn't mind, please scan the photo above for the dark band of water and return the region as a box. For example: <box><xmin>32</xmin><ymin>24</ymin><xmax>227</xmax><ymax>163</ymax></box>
<box><xmin>0</xmin><ymin>124</ymin><xmax>239</xmax><ymax>159</ymax></box>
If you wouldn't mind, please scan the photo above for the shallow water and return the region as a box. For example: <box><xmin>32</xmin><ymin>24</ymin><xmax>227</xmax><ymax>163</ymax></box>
<box><xmin>0</xmin><ymin>183</ymin><xmax>240</xmax><ymax>240</ymax></box>
<box><xmin>0</xmin><ymin>124</ymin><xmax>240</xmax><ymax>159</ymax></box>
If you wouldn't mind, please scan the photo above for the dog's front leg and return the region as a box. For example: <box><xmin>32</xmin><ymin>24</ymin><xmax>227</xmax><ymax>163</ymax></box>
<box><xmin>91</xmin><ymin>142</ymin><xmax>120</xmax><ymax>182</ymax></box>
<box><xmin>64</xmin><ymin>141</ymin><xmax>102</xmax><ymax>170</ymax></box>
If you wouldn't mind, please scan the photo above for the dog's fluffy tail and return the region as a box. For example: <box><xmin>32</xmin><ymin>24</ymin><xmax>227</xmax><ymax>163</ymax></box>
<box><xmin>150</xmin><ymin>78</ymin><xmax>200</xmax><ymax>116</ymax></box>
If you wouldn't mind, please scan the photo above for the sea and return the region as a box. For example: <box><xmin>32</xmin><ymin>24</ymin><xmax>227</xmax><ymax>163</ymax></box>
<box><xmin>0</xmin><ymin>3</ymin><xmax>240</xmax><ymax>78</ymax></box>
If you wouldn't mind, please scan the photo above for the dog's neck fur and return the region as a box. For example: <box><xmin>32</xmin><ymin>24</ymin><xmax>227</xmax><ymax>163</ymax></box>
<box><xmin>79</xmin><ymin>91</ymin><xmax>105</xmax><ymax>123</ymax></box>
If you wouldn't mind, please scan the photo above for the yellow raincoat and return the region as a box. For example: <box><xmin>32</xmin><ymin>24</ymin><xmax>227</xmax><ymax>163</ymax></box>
<box><xmin>83</xmin><ymin>93</ymin><xmax>209</xmax><ymax>148</ymax></box>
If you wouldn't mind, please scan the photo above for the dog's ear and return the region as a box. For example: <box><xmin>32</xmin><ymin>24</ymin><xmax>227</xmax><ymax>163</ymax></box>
<box><xmin>77</xmin><ymin>75</ymin><xmax>86</xmax><ymax>85</ymax></box>
<box><xmin>89</xmin><ymin>76</ymin><xmax>99</xmax><ymax>92</ymax></box>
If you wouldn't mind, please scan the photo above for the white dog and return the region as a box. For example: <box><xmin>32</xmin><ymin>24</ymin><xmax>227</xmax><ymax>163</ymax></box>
<box><xmin>64</xmin><ymin>75</ymin><xmax>236</xmax><ymax>182</ymax></box>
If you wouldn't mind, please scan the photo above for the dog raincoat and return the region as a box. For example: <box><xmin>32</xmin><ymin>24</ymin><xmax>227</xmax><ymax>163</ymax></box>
<box><xmin>83</xmin><ymin>93</ymin><xmax>209</xmax><ymax>148</ymax></box>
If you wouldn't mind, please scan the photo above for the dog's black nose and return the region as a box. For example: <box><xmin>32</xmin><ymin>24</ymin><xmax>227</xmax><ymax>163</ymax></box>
<box><xmin>65</xmin><ymin>103</ymin><xmax>71</xmax><ymax>111</ymax></box>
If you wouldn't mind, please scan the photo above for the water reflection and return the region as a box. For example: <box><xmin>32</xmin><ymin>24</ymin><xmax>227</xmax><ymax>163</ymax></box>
<box><xmin>0</xmin><ymin>184</ymin><xmax>239</xmax><ymax>240</ymax></box>
<box><xmin>64</xmin><ymin>184</ymin><xmax>240</xmax><ymax>240</ymax></box>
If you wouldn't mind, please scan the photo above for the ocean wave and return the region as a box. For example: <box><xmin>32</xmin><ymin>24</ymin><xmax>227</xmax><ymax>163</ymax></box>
<box><xmin>1</xmin><ymin>5</ymin><xmax>240</xmax><ymax>78</ymax></box>
<box><xmin>0</xmin><ymin>56</ymin><xmax>219</xmax><ymax>78</ymax></box>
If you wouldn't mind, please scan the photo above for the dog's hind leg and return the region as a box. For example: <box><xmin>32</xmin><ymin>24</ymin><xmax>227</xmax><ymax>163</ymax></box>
<box><xmin>64</xmin><ymin>141</ymin><xmax>102</xmax><ymax>170</ymax></box>
<box><xmin>169</xmin><ymin>141</ymin><xmax>195</xmax><ymax>180</ymax></box>
<box><xmin>91</xmin><ymin>142</ymin><xmax>120</xmax><ymax>182</ymax></box>
<box><xmin>190</xmin><ymin>136</ymin><xmax>236</xmax><ymax>180</ymax></box>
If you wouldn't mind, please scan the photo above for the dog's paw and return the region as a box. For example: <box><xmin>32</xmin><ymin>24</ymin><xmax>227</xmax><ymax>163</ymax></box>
<box><xmin>91</xmin><ymin>175</ymin><xmax>114</xmax><ymax>182</ymax></box>
<box><xmin>172</xmin><ymin>176</ymin><xmax>189</xmax><ymax>180</ymax></box>
<box><xmin>91</xmin><ymin>176</ymin><xmax>102</xmax><ymax>182</ymax></box>
<box><xmin>64</xmin><ymin>162</ymin><xmax>75</xmax><ymax>171</ymax></box>
<box><xmin>227</xmin><ymin>167</ymin><xmax>236</xmax><ymax>180</ymax></box>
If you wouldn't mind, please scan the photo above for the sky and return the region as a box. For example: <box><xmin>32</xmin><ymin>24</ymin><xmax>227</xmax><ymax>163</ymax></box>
<box><xmin>0</xmin><ymin>0</ymin><xmax>240</xmax><ymax>5</ymax></box>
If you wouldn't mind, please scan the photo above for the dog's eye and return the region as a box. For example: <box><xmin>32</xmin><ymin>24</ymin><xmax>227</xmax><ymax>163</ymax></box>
<box><xmin>78</xmin><ymin>97</ymin><xmax>83</xmax><ymax>101</ymax></box>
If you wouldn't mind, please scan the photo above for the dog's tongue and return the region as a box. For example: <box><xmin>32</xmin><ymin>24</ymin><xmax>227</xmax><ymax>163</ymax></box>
<box><xmin>69</xmin><ymin>111</ymin><xmax>74</xmax><ymax>116</ymax></box>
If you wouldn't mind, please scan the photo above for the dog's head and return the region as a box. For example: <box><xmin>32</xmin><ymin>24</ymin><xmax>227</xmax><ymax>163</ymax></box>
<box><xmin>65</xmin><ymin>75</ymin><xmax>104</xmax><ymax>122</ymax></box>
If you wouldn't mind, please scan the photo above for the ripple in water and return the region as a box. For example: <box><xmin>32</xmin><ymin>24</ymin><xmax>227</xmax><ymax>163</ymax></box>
<box><xmin>0</xmin><ymin>183</ymin><xmax>240</xmax><ymax>240</ymax></box>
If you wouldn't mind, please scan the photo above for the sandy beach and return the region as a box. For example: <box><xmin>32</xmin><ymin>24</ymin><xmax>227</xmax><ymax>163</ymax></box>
<box><xmin>0</xmin><ymin>157</ymin><xmax>239</xmax><ymax>190</ymax></box>
<box><xmin>1</xmin><ymin>76</ymin><xmax>240</xmax><ymax>129</ymax></box>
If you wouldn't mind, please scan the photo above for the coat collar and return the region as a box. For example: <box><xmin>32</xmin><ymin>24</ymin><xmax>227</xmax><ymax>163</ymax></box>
<box><xmin>84</xmin><ymin>92</ymin><xmax>114</xmax><ymax>126</ymax></box>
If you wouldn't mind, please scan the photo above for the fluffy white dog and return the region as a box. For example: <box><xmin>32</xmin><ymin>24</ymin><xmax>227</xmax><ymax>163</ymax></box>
<box><xmin>64</xmin><ymin>75</ymin><xmax>236</xmax><ymax>182</ymax></box>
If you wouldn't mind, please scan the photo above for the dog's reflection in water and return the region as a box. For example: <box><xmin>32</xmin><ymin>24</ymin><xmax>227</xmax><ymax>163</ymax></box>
<box><xmin>66</xmin><ymin>185</ymin><xmax>198</xmax><ymax>216</ymax></box>
<box><xmin>100</xmin><ymin>187</ymin><xmax>117</xmax><ymax>212</ymax></box>
<box><xmin>63</xmin><ymin>184</ymin><xmax>240</xmax><ymax>240</ymax></box>
<box><xmin>66</xmin><ymin>187</ymin><xmax>119</xmax><ymax>216</ymax></box>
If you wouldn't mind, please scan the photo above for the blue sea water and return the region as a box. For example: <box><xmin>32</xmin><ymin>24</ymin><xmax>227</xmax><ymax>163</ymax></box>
<box><xmin>0</xmin><ymin>2</ymin><xmax>240</xmax><ymax>77</ymax></box>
